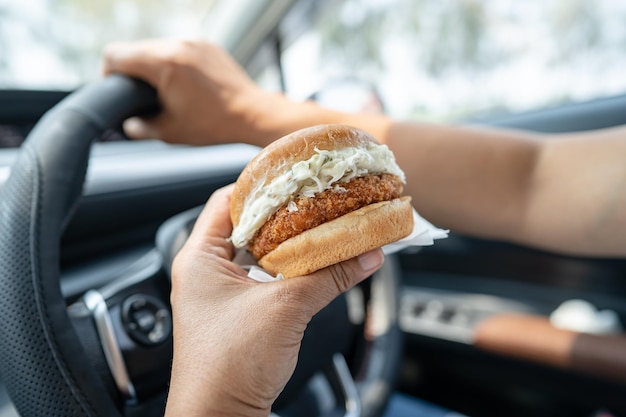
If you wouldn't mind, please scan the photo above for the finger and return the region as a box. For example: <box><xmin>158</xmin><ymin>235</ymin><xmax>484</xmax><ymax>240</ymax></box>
<box><xmin>188</xmin><ymin>184</ymin><xmax>236</xmax><ymax>243</ymax></box>
<box><xmin>286</xmin><ymin>249</ymin><xmax>385</xmax><ymax>317</ymax></box>
<box><xmin>102</xmin><ymin>40</ymin><xmax>166</xmax><ymax>87</ymax></box>
<box><xmin>123</xmin><ymin>116</ymin><xmax>163</xmax><ymax>140</ymax></box>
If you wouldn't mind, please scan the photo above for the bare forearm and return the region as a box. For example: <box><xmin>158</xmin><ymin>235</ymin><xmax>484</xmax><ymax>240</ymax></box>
<box><xmin>372</xmin><ymin>119</ymin><xmax>626</xmax><ymax>256</ymax></box>
<box><xmin>383</xmin><ymin>122</ymin><xmax>542</xmax><ymax>240</ymax></box>
<box><xmin>244</xmin><ymin>93</ymin><xmax>393</xmax><ymax>148</ymax></box>
<box><xmin>521</xmin><ymin>126</ymin><xmax>626</xmax><ymax>256</ymax></box>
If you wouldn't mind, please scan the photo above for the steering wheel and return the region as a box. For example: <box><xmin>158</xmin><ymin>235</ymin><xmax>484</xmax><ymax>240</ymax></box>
<box><xmin>0</xmin><ymin>75</ymin><xmax>402</xmax><ymax>417</ymax></box>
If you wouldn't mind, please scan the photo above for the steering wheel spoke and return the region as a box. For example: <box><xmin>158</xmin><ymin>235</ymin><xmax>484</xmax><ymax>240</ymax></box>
<box><xmin>70</xmin><ymin>249</ymin><xmax>173</xmax><ymax>406</ymax></box>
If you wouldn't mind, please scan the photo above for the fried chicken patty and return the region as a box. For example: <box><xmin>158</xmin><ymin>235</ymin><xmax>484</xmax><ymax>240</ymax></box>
<box><xmin>249</xmin><ymin>173</ymin><xmax>404</xmax><ymax>259</ymax></box>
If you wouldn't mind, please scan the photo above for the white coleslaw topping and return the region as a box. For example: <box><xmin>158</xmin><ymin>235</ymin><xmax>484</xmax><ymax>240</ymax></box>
<box><xmin>230</xmin><ymin>144</ymin><xmax>405</xmax><ymax>248</ymax></box>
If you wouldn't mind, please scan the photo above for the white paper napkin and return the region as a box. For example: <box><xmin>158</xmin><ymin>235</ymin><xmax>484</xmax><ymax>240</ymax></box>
<box><xmin>382</xmin><ymin>208</ymin><xmax>449</xmax><ymax>254</ymax></box>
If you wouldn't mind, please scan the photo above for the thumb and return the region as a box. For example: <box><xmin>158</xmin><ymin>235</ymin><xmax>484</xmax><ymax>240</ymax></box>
<box><xmin>123</xmin><ymin>116</ymin><xmax>163</xmax><ymax>140</ymax></box>
<box><xmin>289</xmin><ymin>249</ymin><xmax>385</xmax><ymax>317</ymax></box>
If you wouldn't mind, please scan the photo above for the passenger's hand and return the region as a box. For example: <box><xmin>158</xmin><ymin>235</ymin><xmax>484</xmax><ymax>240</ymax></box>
<box><xmin>165</xmin><ymin>185</ymin><xmax>384</xmax><ymax>417</ymax></box>
<box><xmin>102</xmin><ymin>39</ymin><xmax>286</xmax><ymax>146</ymax></box>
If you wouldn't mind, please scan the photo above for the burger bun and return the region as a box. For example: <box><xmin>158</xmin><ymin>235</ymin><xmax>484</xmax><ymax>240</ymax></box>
<box><xmin>259</xmin><ymin>196</ymin><xmax>413</xmax><ymax>278</ymax></box>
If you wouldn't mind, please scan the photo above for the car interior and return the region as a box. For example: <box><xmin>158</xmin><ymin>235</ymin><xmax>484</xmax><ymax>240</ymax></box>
<box><xmin>1</xmin><ymin>1</ymin><xmax>626</xmax><ymax>416</ymax></box>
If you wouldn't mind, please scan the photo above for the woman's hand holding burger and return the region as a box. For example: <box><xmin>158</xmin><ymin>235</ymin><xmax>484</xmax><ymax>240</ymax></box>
<box><xmin>165</xmin><ymin>185</ymin><xmax>384</xmax><ymax>417</ymax></box>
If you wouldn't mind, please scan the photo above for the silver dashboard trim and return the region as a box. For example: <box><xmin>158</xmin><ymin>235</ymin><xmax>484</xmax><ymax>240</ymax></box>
<box><xmin>83</xmin><ymin>290</ymin><xmax>137</xmax><ymax>401</ymax></box>
<box><xmin>332</xmin><ymin>353</ymin><xmax>361</xmax><ymax>417</ymax></box>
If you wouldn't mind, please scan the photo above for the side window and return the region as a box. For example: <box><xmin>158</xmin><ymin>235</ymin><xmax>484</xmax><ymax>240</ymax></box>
<box><xmin>279</xmin><ymin>0</ymin><xmax>626</xmax><ymax>121</ymax></box>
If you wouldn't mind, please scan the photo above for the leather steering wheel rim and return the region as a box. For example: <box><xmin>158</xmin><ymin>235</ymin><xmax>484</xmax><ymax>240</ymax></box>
<box><xmin>0</xmin><ymin>75</ymin><xmax>157</xmax><ymax>417</ymax></box>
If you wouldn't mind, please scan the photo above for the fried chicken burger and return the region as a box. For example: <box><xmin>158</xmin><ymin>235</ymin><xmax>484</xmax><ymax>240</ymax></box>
<box><xmin>230</xmin><ymin>124</ymin><xmax>414</xmax><ymax>278</ymax></box>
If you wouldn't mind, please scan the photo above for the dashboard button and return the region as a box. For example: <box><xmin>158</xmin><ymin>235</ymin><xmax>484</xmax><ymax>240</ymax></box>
<box><xmin>122</xmin><ymin>294</ymin><xmax>172</xmax><ymax>346</ymax></box>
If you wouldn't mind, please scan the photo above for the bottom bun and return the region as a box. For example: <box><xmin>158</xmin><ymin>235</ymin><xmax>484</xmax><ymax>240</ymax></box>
<box><xmin>258</xmin><ymin>197</ymin><xmax>413</xmax><ymax>278</ymax></box>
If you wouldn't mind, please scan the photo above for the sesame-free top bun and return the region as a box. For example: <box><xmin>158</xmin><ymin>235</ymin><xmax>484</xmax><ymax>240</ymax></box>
<box><xmin>259</xmin><ymin>197</ymin><xmax>413</xmax><ymax>278</ymax></box>
<box><xmin>230</xmin><ymin>124</ymin><xmax>378</xmax><ymax>226</ymax></box>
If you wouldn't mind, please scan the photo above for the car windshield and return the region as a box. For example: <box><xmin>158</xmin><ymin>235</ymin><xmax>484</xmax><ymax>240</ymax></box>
<box><xmin>3</xmin><ymin>0</ymin><xmax>626</xmax><ymax>145</ymax></box>
<box><xmin>0</xmin><ymin>0</ymin><xmax>226</xmax><ymax>90</ymax></box>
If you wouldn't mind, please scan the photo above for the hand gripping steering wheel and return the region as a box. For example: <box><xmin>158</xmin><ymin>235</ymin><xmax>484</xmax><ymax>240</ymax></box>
<box><xmin>0</xmin><ymin>75</ymin><xmax>402</xmax><ymax>417</ymax></box>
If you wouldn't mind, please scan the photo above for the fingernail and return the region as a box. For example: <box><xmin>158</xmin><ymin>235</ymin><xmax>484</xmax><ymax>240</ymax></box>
<box><xmin>358</xmin><ymin>250</ymin><xmax>383</xmax><ymax>272</ymax></box>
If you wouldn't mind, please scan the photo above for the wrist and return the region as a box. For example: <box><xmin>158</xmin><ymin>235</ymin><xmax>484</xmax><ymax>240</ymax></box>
<box><xmin>244</xmin><ymin>91</ymin><xmax>341</xmax><ymax>146</ymax></box>
<box><xmin>165</xmin><ymin>380</ymin><xmax>271</xmax><ymax>417</ymax></box>
<box><xmin>165</xmin><ymin>357</ymin><xmax>273</xmax><ymax>417</ymax></box>
<box><xmin>242</xmin><ymin>91</ymin><xmax>305</xmax><ymax>146</ymax></box>
<box><xmin>251</xmin><ymin>92</ymin><xmax>395</xmax><ymax>146</ymax></box>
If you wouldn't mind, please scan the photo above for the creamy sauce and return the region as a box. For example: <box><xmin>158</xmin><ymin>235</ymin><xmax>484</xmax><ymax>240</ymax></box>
<box><xmin>230</xmin><ymin>144</ymin><xmax>405</xmax><ymax>248</ymax></box>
